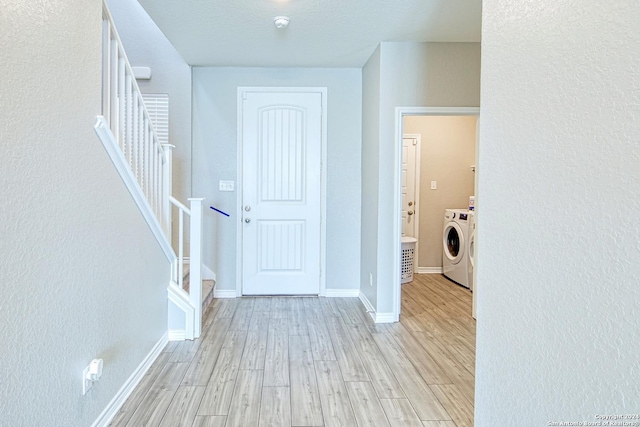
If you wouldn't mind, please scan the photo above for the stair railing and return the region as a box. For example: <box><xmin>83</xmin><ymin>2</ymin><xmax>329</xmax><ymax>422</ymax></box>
<box><xmin>100</xmin><ymin>2</ymin><xmax>168</xmax><ymax>232</ymax></box>
<box><xmin>98</xmin><ymin>1</ymin><xmax>204</xmax><ymax>339</ymax></box>
<box><xmin>169</xmin><ymin>197</ymin><xmax>204</xmax><ymax>338</ymax></box>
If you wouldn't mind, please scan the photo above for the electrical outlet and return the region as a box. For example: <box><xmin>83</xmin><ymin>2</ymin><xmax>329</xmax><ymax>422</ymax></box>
<box><xmin>430</xmin><ymin>181</ymin><xmax>437</xmax><ymax>190</ymax></box>
<box><xmin>82</xmin><ymin>366</ymin><xmax>93</xmax><ymax>395</ymax></box>
<box><xmin>82</xmin><ymin>359</ymin><xmax>104</xmax><ymax>395</ymax></box>
<box><xmin>369</xmin><ymin>273</ymin><xmax>373</xmax><ymax>286</ymax></box>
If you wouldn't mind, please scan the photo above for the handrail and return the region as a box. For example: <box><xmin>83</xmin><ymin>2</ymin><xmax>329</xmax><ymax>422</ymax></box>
<box><xmin>169</xmin><ymin>196</ymin><xmax>190</xmax><ymax>214</ymax></box>
<box><xmin>94</xmin><ymin>116</ymin><xmax>176</xmax><ymax>263</ymax></box>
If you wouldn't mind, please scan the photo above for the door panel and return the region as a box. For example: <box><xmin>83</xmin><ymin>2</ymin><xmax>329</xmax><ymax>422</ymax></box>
<box><xmin>402</xmin><ymin>137</ymin><xmax>418</xmax><ymax>238</ymax></box>
<box><xmin>242</xmin><ymin>91</ymin><xmax>322</xmax><ymax>295</ymax></box>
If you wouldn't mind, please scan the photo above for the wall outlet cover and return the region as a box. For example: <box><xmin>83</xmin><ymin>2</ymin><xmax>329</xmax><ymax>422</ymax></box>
<box><xmin>219</xmin><ymin>180</ymin><xmax>235</xmax><ymax>192</ymax></box>
<box><xmin>82</xmin><ymin>366</ymin><xmax>92</xmax><ymax>395</ymax></box>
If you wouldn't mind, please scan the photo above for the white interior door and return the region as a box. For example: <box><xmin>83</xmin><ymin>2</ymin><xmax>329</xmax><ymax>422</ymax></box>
<box><xmin>401</xmin><ymin>135</ymin><xmax>420</xmax><ymax>238</ymax></box>
<box><xmin>241</xmin><ymin>90</ymin><xmax>322</xmax><ymax>295</ymax></box>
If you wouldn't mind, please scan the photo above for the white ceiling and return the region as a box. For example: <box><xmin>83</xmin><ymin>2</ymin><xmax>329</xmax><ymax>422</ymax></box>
<box><xmin>137</xmin><ymin>0</ymin><xmax>482</xmax><ymax>68</ymax></box>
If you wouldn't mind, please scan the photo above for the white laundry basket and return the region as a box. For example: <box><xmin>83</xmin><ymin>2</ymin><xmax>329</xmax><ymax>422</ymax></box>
<box><xmin>401</xmin><ymin>237</ymin><xmax>417</xmax><ymax>284</ymax></box>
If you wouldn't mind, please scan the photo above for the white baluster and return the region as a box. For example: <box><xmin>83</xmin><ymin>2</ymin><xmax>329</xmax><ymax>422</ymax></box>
<box><xmin>101</xmin><ymin>19</ymin><xmax>110</xmax><ymax>122</ymax></box>
<box><xmin>188</xmin><ymin>198</ymin><xmax>204</xmax><ymax>338</ymax></box>
<box><xmin>125</xmin><ymin>74</ymin><xmax>133</xmax><ymax>167</ymax></box>
<box><xmin>110</xmin><ymin>36</ymin><xmax>118</xmax><ymax>138</ymax></box>
<box><xmin>138</xmin><ymin>100</ymin><xmax>144</xmax><ymax>189</ymax></box>
<box><xmin>132</xmin><ymin>89</ymin><xmax>139</xmax><ymax>179</ymax></box>
<box><xmin>178</xmin><ymin>208</ymin><xmax>184</xmax><ymax>289</ymax></box>
<box><xmin>161</xmin><ymin>144</ymin><xmax>175</xmax><ymax>239</ymax></box>
<box><xmin>118</xmin><ymin>54</ymin><xmax>125</xmax><ymax>152</ymax></box>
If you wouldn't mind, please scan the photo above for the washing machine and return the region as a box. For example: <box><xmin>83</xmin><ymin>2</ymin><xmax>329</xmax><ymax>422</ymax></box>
<box><xmin>467</xmin><ymin>211</ymin><xmax>475</xmax><ymax>291</ymax></box>
<box><xmin>442</xmin><ymin>209</ymin><xmax>471</xmax><ymax>288</ymax></box>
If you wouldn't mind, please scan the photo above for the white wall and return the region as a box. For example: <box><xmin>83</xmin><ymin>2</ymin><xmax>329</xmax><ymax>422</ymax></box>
<box><xmin>360</xmin><ymin>42</ymin><xmax>481</xmax><ymax>316</ymax></box>
<box><xmin>192</xmin><ymin>68</ymin><xmax>362</xmax><ymax>294</ymax></box>
<box><xmin>0</xmin><ymin>1</ymin><xmax>170</xmax><ymax>425</ymax></box>
<box><xmin>360</xmin><ymin>46</ymin><xmax>381</xmax><ymax>308</ymax></box>
<box><xmin>107</xmin><ymin>0</ymin><xmax>192</xmax><ymax>203</ymax></box>
<box><xmin>476</xmin><ymin>2</ymin><xmax>640</xmax><ymax>424</ymax></box>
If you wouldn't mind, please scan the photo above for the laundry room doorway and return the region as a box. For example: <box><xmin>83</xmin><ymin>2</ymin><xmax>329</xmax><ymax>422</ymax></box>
<box><xmin>392</xmin><ymin>107</ymin><xmax>480</xmax><ymax>320</ymax></box>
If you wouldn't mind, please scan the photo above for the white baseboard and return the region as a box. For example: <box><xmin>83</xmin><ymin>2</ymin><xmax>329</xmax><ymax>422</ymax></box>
<box><xmin>417</xmin><ymin>267</ymin><xmax>442</xmax><ymax>274</ymax></box>
<box><xmin>92</xmin><ymin>332</ymin><xmax>168</xmax><ymax>427</ymax></box>
<box><xmin>214</xmin><ymin>288</ymin><xmax>237</xmax><ymax>298</ymax></box>
<box><xmin>324</xmin><ymin>289</ymin><xmax>360</xmax><ymax>298</ymax></box>
<box><xmin>358</xmin><ymin>292</ymin><xmax>396</xmax><ymax>324</ymax></box>
<box><xmin>358</xmin><ymin>291</ymin><xmax>377</xmax><ymax>323</ymax></box>
<box><xmin>168</xmin><ymin>329</ymin><xmax>186</xmax><ymax>341</ymax></box>
<box><xmin>374</xmin><ymin>312</ymin><xmax>396</xmax><ymax>323</ymax></box>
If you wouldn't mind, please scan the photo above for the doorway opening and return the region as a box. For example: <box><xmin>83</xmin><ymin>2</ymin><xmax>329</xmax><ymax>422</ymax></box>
<box><xmin>393</xmin><ymin>107</ymin><xmax>480</xmax><ymax>320</ymax></box>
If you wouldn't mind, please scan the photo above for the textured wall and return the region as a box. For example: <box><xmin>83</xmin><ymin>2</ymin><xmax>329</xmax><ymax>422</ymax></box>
<box><xmin>361</xmin><ymin>42</ymin><xmax>481</xmax><ymax>316</ymax></box>
<box><xmin>0</xmin><ymin>1</ymin><xmax>170</xmax><ymax>425</ymax></box>
<box><xmin>476</xmin><ymin>0</ymin><xmax>640</xmax><ymax>424</ymax></box>
<box><xmin>403</xmin><ymin>116</ymin><xmax>477</xmax><ymax>268</ymax></box>
<box><xmin>192</xmin><ymin>67</ymin><xmax>362</xmax><ymax>293</ymax></box>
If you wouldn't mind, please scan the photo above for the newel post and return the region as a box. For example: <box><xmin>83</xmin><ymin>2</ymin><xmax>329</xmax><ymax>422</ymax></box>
<box><xmin>161</xmin><ymin>144</ymin><xmax>175</xmax><ymax>239</ymax></box>
<box><xmin>188</xmin><ymin>197</ymin><xmax>205</xmax><ymax>338</ymax></box>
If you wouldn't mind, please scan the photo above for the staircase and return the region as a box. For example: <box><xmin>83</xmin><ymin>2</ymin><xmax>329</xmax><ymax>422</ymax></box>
<box><xmin>181</xmin><ymin>263</ymin><xmax>215</xmax><ymax>315</ymax></box>
<box><xmin>95</xmin><ymin>1</ymin><xmax>206</xmax><ymax>340</ymax></box>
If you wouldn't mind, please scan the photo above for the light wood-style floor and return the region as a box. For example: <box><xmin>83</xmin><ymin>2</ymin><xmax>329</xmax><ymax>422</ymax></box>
<box><xmin>109</xmin><ymin>274</ymin><xmax>475</xmax><ymax>427</ymax></box>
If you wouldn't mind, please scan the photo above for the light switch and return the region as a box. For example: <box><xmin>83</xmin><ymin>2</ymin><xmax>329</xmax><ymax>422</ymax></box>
<box><xmin>430</xmin><ymin>181</ymin><xmax>437</xmax><ymax>190</ymax></box>
<box><xmin>219</xmin><ymin>180</ymin><xmax>235</xmax><ymax>192</ymax></box>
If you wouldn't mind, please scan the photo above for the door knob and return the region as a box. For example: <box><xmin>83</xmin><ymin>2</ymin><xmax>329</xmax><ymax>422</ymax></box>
<box><xmin>408</xmin><ymin>201</ymin><xmax>413</xmax><ymax>206</ymax></box>
<box><xmin>244</xmin><ymin>205</ymin><xmax>251</xmax><ymax>212</ymax></box>
<box><xmin>245</xmin><ymin>218</ymin><xmax>251</xmax><ymax>223</ymax></box>
<box><xmin>408</xmin><ymin>211</ymin><xmax>414</xmax><ymax>215</ymax></box>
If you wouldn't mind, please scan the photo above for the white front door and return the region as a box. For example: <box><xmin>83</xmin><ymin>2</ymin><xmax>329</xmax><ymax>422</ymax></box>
<box><xmin>241</xmin><ymin>90</ymin><xmax>323</xmax><ymax>295</ymax></box>
<box><xmin>401</xmin><ymin>135</ymin><xmax>420</xmax><ymax>238</ymax></box>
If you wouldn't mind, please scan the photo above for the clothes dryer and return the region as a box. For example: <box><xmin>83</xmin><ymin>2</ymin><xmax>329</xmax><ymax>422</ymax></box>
<box><xmin>442</xmin><ymin>209</ymin><xmax>471</xmax><ymax>288</ymax></box>
<box><xmin>468</xmin><ymin>211</ymin><xmax>475</xmax><ymax>291</ymax></box>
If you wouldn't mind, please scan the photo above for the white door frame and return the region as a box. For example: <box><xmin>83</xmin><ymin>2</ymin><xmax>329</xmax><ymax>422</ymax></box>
<box><xmin>393</xmin><ymin>107</ymin><xmax>480</xmax><ymax>320</ymax></box>
<box><xmin>402</xmin><ymin>133</ymin><xmax>421</xmax><ymax>271</ymax></box>
<box><xmin>236</xmin><ymin>87</ymin><xmax>328</xmax><ymax>297</ymax></box>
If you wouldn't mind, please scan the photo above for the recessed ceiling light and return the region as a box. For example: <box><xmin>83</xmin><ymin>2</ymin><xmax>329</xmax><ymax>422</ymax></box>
<box><xmin>274</xmin><ymin>16</ymin><xmax>290</xmax><ymax>29</ymax></box>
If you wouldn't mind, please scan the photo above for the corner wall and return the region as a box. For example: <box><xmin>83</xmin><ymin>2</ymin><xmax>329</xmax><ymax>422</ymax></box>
<box><xmin>476</xmin><ymin>1</ymin><xmax>640</xmax><ymax>424</ymax></box>
<box><xmin>360</xmin><ymin>46</ymin><xmax>382</xmax><ymax>308</ymax></box>
<box><xmin>192</xmin><ymin>67</ymin><xmax>362</xmax><ymax>294</ymax></box>
<box><xmin>0</xmin><ymin>2</ymin><xmax>169</xmax><ymax>425</ymax></box>
<box><xmin>360</xmin><ymin>42</ymin><xmax>481</xmax><ymax>317</ymax></box>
